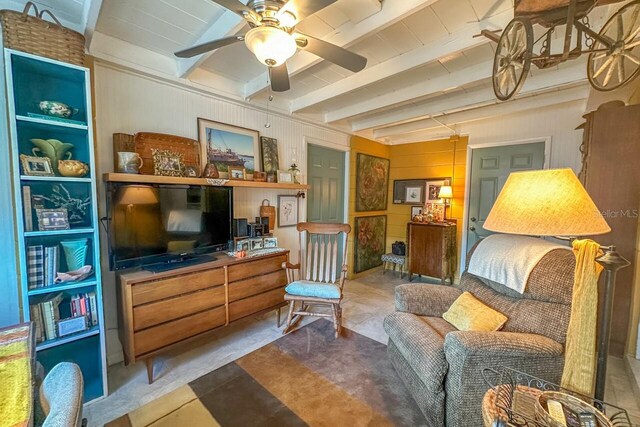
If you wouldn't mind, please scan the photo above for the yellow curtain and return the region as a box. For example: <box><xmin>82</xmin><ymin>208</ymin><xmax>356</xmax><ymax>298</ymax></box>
<box><xmin>561</xmin><ymin>239</ymin><xmax>603</xmax><ymax>395</ymax></box>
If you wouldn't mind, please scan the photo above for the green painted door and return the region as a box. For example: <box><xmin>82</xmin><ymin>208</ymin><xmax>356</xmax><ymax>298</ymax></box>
<box><xmin>467</xmin><ymin>142</ymin><xmax>545</xmax><ymax>252</ymax></box>
<box><xmin>307</xmin><ymin>144</ymin><xmax>346</xmax><ymax>223</ymax></box>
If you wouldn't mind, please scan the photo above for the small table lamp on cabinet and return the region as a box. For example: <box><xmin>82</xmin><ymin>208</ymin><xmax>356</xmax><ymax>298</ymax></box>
<box><xmin>482</xmin><ymin>168</ymin><xmax>628</xmax><ymax>401</ymax></box>
<box><xmin>438</xmin><ymin>185</ymin><xmax>453</xmax><ymax>220</ymax></box>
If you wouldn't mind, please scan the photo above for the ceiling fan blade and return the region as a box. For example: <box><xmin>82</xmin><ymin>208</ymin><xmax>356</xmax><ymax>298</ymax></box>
<box><xmin>269</xmin><ymin>64</ymin><xmax>291</xmax><ymax>92</ymax></box>
<box><xmin>210</xmin><ymin>0</ymin><xmax>255</xmax><ymax>19</ymax></box>
<box><xmin>279</xmin><ymin>0</ymin><xmax>337</xmax><ymax>23</ymax></box>
<box><xmin>294</xmin><ymin>33</ymin><xmax>367</xmax><ymax>72</ymax></box>
<box><xmin>175</xmin><ymin>35</ymin><xmax>245</xmax><ymax>58</ymax></box>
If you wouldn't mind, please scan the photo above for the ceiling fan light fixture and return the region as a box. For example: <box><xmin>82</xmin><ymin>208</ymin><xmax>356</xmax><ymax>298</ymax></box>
<box><xmin>245</xmin><ymin>26</ymin><xmax>297</xmax><ymax>67</ymax></box>
<box><xmin>278</xmin><ymin>11</ymin><xmax>297</xmax><ymax>28</ymax></box>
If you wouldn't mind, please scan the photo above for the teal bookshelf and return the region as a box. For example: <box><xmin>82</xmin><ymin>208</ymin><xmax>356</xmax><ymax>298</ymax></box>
<box><xmin>4</xmin><ymin>49</ymin><xmax>107</xmax><ymax>402</ymax></box>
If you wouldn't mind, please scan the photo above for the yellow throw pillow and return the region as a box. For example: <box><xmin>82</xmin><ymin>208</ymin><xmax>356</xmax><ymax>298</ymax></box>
<box><xmin>443</xmin><ymin>292</ymin><xmax>508</xmax><ymax>332</ymax></box>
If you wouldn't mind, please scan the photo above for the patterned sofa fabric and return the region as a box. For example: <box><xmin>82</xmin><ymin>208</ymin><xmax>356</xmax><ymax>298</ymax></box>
<box><xmin>385</xmin><ymin>247</ymin><xmax>575</xmax><ymax>427</ymax></box>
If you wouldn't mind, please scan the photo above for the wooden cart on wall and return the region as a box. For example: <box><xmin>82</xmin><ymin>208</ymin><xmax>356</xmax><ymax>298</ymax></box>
<box><xmin>483</xmin><ymin>0</ymin><xmax>640</xmax><ymax>100</ymax></box>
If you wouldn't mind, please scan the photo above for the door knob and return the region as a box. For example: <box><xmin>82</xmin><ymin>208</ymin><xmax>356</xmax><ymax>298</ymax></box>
<box><xmin>469</xmin><ymin>226</ymin><xmax>476</xmax><ymax>231</ymax></box>
<box><xmin>471</xmin><ymin>217</ymin><xmax>477</xmax><ymax>222</ymax></box>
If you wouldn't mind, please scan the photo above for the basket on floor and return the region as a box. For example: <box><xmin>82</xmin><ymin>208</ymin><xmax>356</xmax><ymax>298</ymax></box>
<box><xmin>0</xmin><ymin>2</ymin><xmax>85</xmax><ymax>66</ymax></box>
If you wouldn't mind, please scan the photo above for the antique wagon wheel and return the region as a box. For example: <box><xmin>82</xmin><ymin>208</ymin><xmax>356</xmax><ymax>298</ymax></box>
<box><xmin>493</xmin><ymin>17</ymin><xmax>533</xmax><ymax>101</ymax></box>
<box><xmin>588</xmin><ymin>0</ymin><xmax>640</xmax><ymax>91</ymax></box>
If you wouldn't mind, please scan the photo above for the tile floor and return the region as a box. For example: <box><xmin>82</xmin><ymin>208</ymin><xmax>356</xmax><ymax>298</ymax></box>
<box><xmin>85</xmin><ymin>271</ymin><xmax>640</xmax><ymax>426</ymax></box>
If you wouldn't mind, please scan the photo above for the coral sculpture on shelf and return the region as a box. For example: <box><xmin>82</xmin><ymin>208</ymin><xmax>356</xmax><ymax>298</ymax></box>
<box><xmin>40</xmin><ymin>184</ymin><xmax>91</xmax><ymax>225</ymax></box>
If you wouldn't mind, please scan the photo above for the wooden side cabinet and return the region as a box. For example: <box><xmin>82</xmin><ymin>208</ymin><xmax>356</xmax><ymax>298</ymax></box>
<box><xmin>117</xmin><ymin>251</ymin><xmax>289</xmax><ymax>383</ymax></box>
<box><xmin>407</xmin><ymin>222</ymin><xmax>457</xmax><ymax>284</ymax></box>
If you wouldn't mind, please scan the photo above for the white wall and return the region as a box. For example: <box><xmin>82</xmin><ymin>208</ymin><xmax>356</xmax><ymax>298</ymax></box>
<box><xmin>93</xmin><ymin>61</ymin><xmax>350</xmax><ymax>365</ymax></box>
<box><xmin>463</xmin><ymin>99</ymin><xmax>587</xmax><ymax>173</ymax></box>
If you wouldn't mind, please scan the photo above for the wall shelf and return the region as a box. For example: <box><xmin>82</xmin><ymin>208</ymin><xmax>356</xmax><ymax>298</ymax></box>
<box><xmin>28</xmin><ymin>279</ymin><xmax>97</xmax><ymax>296</ymax></box>
<box><xmin>103</xmin><ymin>173</ymin><xmax>310</xmax><ymax>190</ymax></box>
<box><xmin>16</xmin><ymin>114</ymin><xmax>88</xmax><ymax>130</ymax></box>
<box><xmin>21</xmin><ymin>175</ymin><xmax>92</xmax><ymax>183</ymax></box>
<box><xmin>36</xmin><ymin>326</ymin><xmax>100</xmax><ymax>351</ymax></box>
<box><xmin>24</xmin><ymin>228</ymin><xmax>94</xmax><ymax>237</ymax></box>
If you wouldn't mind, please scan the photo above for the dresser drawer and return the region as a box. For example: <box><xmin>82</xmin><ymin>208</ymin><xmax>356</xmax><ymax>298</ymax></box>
<box><xmin>134</xmin><ymin>306</ymin><xmax>226</xmax><ymax>356</ymax></box>
<box><xmin>132</xmin><ymin>268</ymin><xmax>225</xmax><ymax>306</ymax></box>
<box><xmin>133</xmin><ymin>285</ymin><xmax>226</xmax><ymax>331</ymax></box>
<box><xmin>229</xmin><ymin>287</ymin><xmax>285</xmax><ymax>322</ymax></box>
<box><xmin>227</xmin><ymin>254</ymin><xmax>286</xmax><ymax>282</ymax></box>
<box><xmin>228</xmin><ymin>270</ymin><xmax>286</xmax><ymax>302</ymax></box>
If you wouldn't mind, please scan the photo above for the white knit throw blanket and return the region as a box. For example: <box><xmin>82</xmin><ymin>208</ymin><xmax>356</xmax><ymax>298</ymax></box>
<box><xmin>468</xmin><ymin>234</ymin><xmax>570</xmax><ymax>294</ymax></box>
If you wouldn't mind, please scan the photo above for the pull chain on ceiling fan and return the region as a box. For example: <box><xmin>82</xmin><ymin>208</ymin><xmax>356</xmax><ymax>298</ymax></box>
<box><xmin>175</xmin><ymin>0</ymin><xmax>368</xmax><ymax>92</ymax></box>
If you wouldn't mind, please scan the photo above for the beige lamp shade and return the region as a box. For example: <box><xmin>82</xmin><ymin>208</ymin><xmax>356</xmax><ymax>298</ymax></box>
<box><xmin>438</xmin><ymin>185</ymin><xmax>453</xmax><ymax>199</ymax></box>
<box><xmin>483</xmin><ymin>168</ymin><xmax>610</xmax><ymax>237</ymax></box>
<box><xmin>116</xmin><ymin>185</ymin><xmax>159</xmax><ymax>206</ymax></box>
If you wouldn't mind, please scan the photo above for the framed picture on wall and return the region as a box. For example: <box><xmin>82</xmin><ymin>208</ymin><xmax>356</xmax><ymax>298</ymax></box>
<box><xmin>278</xmin><ymin>195</ymin><xmax>298</xmax><ymax>227</ymax></box>
<box><xmin>405</xmin><ymin>186</ymin><xmax>422</xmax><ymax>204</ymax></box>
<box><xmin>198</xmin><ymin>118</ymin><xmax>260</xmax><ymax>174</ymax></box>
<box><xmin>354</xmin><ymin>215</ymin><xmax>387</xmax><ymax>273</ymax></box>
<box><xmin>260</xmin><ymin>136</ymin><xmax>280</xmax><ymax>173</ymax></box>
<box><xmin>426</xmin><ymin>179</ymin><xmax>448</xmax><ymax>202</ymax></box>
<box><xmin>355</xmin><ymin>153</ymin><xmax>390</xmax><ymax>212</ymax></box>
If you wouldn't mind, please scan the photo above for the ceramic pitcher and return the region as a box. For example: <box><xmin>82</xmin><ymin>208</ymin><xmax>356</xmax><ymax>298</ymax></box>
<box><xmin>118</xmin><ymin>152</ymin><xmax>144</xmax><ymax>174</ymax></box>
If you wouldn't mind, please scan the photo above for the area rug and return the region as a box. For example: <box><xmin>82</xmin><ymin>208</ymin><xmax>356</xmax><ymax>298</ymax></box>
<box><xmin>106</xmin><ymin>319</ymin><xmax>427</xmax><ymax>426</ymax></box>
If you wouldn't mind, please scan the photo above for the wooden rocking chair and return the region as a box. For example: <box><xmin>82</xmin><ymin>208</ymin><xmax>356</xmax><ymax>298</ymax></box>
<box><xmin>282</xmin><ymin>222</ymin><xmax>351</xmax><ymax>338</ymax></box>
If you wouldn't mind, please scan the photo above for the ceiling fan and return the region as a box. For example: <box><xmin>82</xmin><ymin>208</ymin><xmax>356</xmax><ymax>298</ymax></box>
<box><xmin>175</xmin><ymin>0</ymin><xmax>368</xmax><ymax>92</ymax></box>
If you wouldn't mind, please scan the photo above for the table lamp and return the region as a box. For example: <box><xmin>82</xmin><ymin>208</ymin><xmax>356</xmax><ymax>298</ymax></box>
<box><xmin>483</xmin><ymin>168</ymin><xmax>628</xmax><ymax>401</ymax></box>
<box><xmin>438</xmin><ymin>185</ymin><xmax>453</xmax><ymax>220</ymax></box>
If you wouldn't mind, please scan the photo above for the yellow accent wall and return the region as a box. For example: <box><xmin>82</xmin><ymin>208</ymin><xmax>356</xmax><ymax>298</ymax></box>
<box><xmin>347</xmin><ymin>135</ymin><xmax>468</xmax><ymax>280</ymax></box>
<box><xmin>347</xmin><ymin>136</ymin><xmax>390</xmax><ymax>279</ymax></box>
<box><xmin>387</xmin><ymin>137</ymin><xmax>468</xmax><ymax>279</ymax></box>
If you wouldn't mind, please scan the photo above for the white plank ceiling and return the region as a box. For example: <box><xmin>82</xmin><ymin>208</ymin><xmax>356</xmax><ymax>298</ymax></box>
<box><xmin>5</xmin><ymin>0</ymin><xmax>615</xmax><ymax>143</ymax></box>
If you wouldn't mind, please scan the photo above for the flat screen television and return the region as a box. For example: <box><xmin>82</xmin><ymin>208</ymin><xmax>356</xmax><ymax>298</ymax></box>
<box><xmin>107</xmin><ymin>184</ymin><xmax>233</xmax><ymax>270</ymax></box>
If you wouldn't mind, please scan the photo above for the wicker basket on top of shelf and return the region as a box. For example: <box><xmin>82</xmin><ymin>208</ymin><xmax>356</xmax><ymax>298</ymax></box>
<box><xmin>0</xmin><ymin>2</ymin><xmax>85</xmax><ymax>66</ymax></box>
<box><xmin>133</xmin><ymin>132</ymin><xmax>201</xmax><ymax>175</ymax></box>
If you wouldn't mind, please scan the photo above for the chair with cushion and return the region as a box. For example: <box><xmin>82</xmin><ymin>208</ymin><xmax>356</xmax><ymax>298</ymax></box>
<box><xmin>383</xmin><ymin>244</ymin><xmax>575</xmax><ymax>427</ymax></box>
<box><xmin>40</xmin><ymin>362</ymin><xmax>85</xmax><ymax>427</ymax></box>
<box><xmin>282</xmin><ymin>222</ymin><xmax>351</xmax><ymax>338</ymax></box>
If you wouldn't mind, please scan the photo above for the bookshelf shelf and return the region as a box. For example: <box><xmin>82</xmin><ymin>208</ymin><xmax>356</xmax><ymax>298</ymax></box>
<box><xmin>5</xmin><ymin>49</ymin><xmax>107</xmax><ymax>402</ymax></box>
<box><xmin>16</xmin><ymin>114</ymin><xmax>88</xmax><ymax>130</ymax></box>
<box><xmin>28</xmin><ymin>279</ymin><xmax>97</xmax><ymax>296</ymax></box>
<box><xmin>36</xmin><ymin>325</ymin><xmax>100</xmax><ymax>351</ymax></box>
<box><xmin>21</xmin><ymin>175</ymin><xmax>92</xmax><ymax>183</ymax></box>
<box><xmin>24</xmin><ymin>228</ymin><xmax>94</xmax><ymax>237</ymax></box>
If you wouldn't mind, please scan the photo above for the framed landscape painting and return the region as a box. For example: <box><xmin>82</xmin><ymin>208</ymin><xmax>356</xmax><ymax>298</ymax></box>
<box><xmin>260</xmin><ymin>136</ymin><xmax>280</xmax><ymax>173</ymax></box>
<box><xmin>354</xmin><ymin>215</ymin><xmax>387</xmax><ymax>273</ymax></box>
<box><xmin>355</xmin><ymin>153</ymin><xmax>390</xmax><ymax>212</ymax></box>
<box><xmin>198</xmin><ymin>118</ymin><xmax>260</xmax><ymax>174</ymax></box>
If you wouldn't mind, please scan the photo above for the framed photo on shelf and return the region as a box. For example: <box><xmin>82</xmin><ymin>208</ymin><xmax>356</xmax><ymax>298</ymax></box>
<box><xmin>278</xmin><ymin>195</ymin><xmax>298</xmax><ymax>227</ymax></box>
<box><xmin>278</xmin><ymin>170</ymin><xmax>293</xmax><ymax>183</ymax></box>
<box><xmin>250</xmin><ymin>238</ymin><xmax>264</xmax><ymax>251</ymax></box>
<box><xmin>151</xmin><ymin>149</ymin><xmax>184</xmax><ymax>177</ymax></box>
<box><xmin>228</xmin><ymin>167</ymin><xmax>246</xmax><ymax>180</ymax></box>
<box><xmin>263</xmin><ymin>237</ymin><xmax>278</xmax><ymax>248</ymax></box>
<box><xmin>36</xmin><ymin>208</ymin><xmax>70</xmax><ymax>231</ymax></box>
<box><xmin>411</xmin><ymin>206</ymin><xmax>423</xmax><ymax>218</ymax></box>
<box><xmin>260</xmin><ymin>136</ymin><xmax>279</xmax><ymax>173</ymax></box>
<box><xmin>235</xmin><ymin>239</ymin><xmax>250</xmax><ymax>252</ymax></box>
<box><xmin>20</xmin><ymin>154</ymin><xmax>53</xmax><ymax>176</ymax></box>
<box><xmin>184</xmin><ymin>165</ymin><xmax>200</xmax><ymax>177</ymax></box>
<box><xmin>198</xmin><ymin>118</ymin><xmax>260</xmax><ymax>174</ymax></box>
<box><xmin>405</xmin><ymin>186</ymin><xmax>422</xmax><ymax>204</ymax></box>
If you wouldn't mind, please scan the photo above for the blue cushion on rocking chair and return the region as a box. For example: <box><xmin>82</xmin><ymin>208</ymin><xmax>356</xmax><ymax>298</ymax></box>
<box><xmin>285</xmin><ymin>280</ymin><xmax>342</xmax><ymax>299</ymax></box>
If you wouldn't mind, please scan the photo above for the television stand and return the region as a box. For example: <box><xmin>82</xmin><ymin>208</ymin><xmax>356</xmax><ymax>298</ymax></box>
<box><xmin>117</xmin><ymin>251</ymin><xmax>289</xmax><ymax>383</ymax></box>
<box><xmin>143</xmin><ymin>253</ymin><xmax>216</xmax><ymax>273</ymax></box>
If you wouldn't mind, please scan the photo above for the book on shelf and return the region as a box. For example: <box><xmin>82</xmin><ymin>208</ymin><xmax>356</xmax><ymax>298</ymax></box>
<box><xmin>27</xmin><ymin>245</ymin><xmax>44</xmax><ymax>289</ymax></box>
<box><xmin>30</xmin><ymin>291</ymin><xmax>99</xmax><ymax>343</ymax></box>
<box><xmin>40</xmin><ymin>293</ymin><xmax>64</xmax><ymax>341</ymax></box>
<box><xmin>43</xmin><ymin>246</ymin><xmax>59</xmax><ymax>287</ymax></box>
<box><xmin>23</xmin><ymin>186</ymin><xmax>33</xmax><ymax>232</ymax></box>
<box><xmin>29</xmin><ymin>304</ymin><xmax>45</xmax><ymax>343</ymax></box>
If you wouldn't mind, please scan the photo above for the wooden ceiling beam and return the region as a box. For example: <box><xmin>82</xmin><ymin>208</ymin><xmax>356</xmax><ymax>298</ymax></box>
<box><xmin>354</xmin><ymin>59</ymin><xmax>588</xmax><ymax>133</ymax></box>
<box><xmin>290</xmin><ymin>9</ymin><xmax>512</xmax><ymax>114</ymax></box>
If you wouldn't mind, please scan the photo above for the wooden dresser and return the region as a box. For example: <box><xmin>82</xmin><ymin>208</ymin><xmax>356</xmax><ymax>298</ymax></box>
<box><xmin>407</xmin><ymin>222</ymin><xmax>457</xmax><ymax>284</ymax></box>
<box><xmin>117</xmin><ymin>251</ymin><xmax>289</xmax><ymax>383</ymax></box>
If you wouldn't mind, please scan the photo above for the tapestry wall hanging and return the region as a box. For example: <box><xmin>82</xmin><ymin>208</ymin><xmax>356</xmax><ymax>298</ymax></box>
<box><xmin>354</xmin><ymin>215</ymin><xmax>387</xmax><ymax>273</ymax></box>
<box><xmin>355</xmin><ymin>153</ymin><xmax>390</xmax><ymax>212</ymax></box>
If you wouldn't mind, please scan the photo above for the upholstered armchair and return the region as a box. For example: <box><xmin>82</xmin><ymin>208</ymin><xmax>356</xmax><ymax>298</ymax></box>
<box><xmin>383</xmin><ymin>248</ymin><xmax>575</xmax><ymax>427</ymax></box>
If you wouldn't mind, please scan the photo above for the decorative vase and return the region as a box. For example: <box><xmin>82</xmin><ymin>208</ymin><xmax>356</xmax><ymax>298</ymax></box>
<box><xmin>37</xmin><ymin>100</ymin><xmax>79</xmax><ymax>119</ymax></box>
<box><xmin>61</xmin><ymin>239</ymin><xmax>88</xmax><ymax>271</ymax></box>
<box><xmin>58</xmin><ymin>160</ymin><xmax>89</xmax><ymax>177</ymax></box>
<box><xmin>30</xmin><ymin>139</ymin><xmax>74</xmax><ymax>174</ymax></box>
